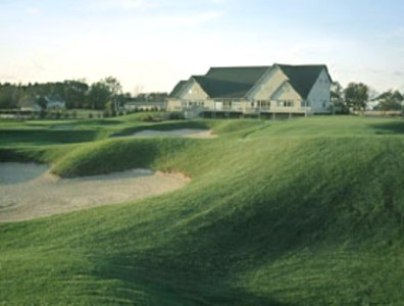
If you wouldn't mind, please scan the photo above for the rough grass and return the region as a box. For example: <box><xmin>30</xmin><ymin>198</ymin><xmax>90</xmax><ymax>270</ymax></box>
<box><xmin>51</xmin><ymin>137</ymin><xmax>193</xmax><ymax>177</ymax></box>
<box><xmin>2</xmin><ymin>115</ymin><xmax>404</xmax><ymax>305</ymax></box>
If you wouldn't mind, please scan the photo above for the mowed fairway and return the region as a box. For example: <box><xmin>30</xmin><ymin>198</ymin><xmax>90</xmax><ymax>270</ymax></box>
<box><xmin>1</xmin><ymin>115</ymin><xmax>404</xmax><ymax>305</ymax></box>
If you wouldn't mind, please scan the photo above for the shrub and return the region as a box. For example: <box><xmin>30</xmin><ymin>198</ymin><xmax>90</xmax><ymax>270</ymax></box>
<box><xmin>168</xmin><ymin>112</ymin><xmax>185</xmax><ymax>120</ymax></box>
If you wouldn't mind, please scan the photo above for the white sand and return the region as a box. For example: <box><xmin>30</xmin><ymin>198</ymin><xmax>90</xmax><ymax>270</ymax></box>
<box><xmin>0</xmin><ymin>163</ymin><xmax>189</xmax><ymax>222</ymax></box>
<box><xmin>132</xmin><ymin>129</ymin><xmax>217</xmax><ymax>139</ymax></box>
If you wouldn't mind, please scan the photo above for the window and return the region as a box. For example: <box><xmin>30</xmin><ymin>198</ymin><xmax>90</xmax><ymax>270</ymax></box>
<box><xmin>277</xmin><ymin>100</ymin><xmax>294</xmax><ymax>107</ymax></box>
<box><xmin>257</xmin><ymin>100</ymin><xmax>270</xmax><ymax>108</ymax></box>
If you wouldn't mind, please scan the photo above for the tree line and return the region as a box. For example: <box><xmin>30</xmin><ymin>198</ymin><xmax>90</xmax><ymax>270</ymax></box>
<box><xmin>1</xmin><ymin>77</ymin><xmax>402</xmax><ymax>113</ymax></box>
<box><xmin>332</xmin><ymin>82</ymin><xmax>404</xmax><ymax>113</ymax></box>
<box><xmin>0</xmin><ymin>77</ymin><xmax>132</xmax><ymax>111</ymax></box>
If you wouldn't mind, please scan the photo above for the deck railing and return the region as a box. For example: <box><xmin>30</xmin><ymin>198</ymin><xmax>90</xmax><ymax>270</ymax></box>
<box><xmin>181</xmin><ymin>104</ymin><xmax>312</xmax><ymax>115</ymax></box>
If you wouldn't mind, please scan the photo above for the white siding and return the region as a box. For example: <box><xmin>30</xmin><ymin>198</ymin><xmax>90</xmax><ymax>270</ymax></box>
<box><xmin>167</xmin><ymin>65</ymin><xmax>332</xmax><ymax>116</ymax></box>
<box><xmin>181</xmin><ymin>79</ymin><xmax>209</xmax><ymax>101</ymax></box>
<box><xmin>167</xmin><ymin>79</ymin><xmax>209</xmax><ymax>112</ymax></box>
<box><xmin>248</xmin><ymin>66</ymin><xmax>288</xmax><ymax>100</ymax></box>
<box><xmin>306</xmin><ymin>69</ymin><xmax>331</xmax><ymax>113</ymax></box>
<box><xmin>47</xmin><ymin>101</ymin><xmax>66</xmax><ymax>109</ymax></box>
<box><xmin>271</xmin><ymin>82</ymin><xmax>301</xmax><ymax>101</ymax></box>
<box><xmin>271</xmin><ymin>82</ymin><xmax>303</xmax><ymax>113</ymax></box>
<box><xmin>167</xmin><ymin>99</ymin><xmax>182</xmax><ymax>111</ymax></box>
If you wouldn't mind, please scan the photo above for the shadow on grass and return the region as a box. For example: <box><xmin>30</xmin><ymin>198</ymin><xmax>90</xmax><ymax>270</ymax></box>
<box><xmin>78</xmin><ymin>119</ymin><xmax>123</xmax><ymax>125</ymax></box>
<box><xmin>92</xmin><ymin>252</ymin><xmax>294</xmax><ymax>306</ymax></box>
<box><xmin>0</xmin><ymin>129</ymin><xmax>98</xmax><ymax>146</ymax></box>
<box><xmin>88</xmin><ymin>180</ymin><xmax>331</xmax><ymax>305</ymax></box>
<box><xmin>370</xmin><ymin>121</ymin><xmax>404</xmax><ymax>135</ymax></box>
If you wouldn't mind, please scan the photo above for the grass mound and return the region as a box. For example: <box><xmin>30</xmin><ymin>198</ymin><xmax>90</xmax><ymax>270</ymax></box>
<box><xmin>51</xmin><ymin>137</ymin><xmax>192</xmax><ymax>177</ymax></box>
<box><xmin>2</xmin><ymin>116</ymin><xmax>404</xmax><ymax>305</ymax></box>
<box><xmin>0</xmin><ymin>129</ymin><xmax>99</xmax><ymax>146</ymax></box>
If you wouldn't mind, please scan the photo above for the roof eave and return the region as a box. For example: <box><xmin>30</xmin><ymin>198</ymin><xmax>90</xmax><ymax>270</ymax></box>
<box><xmin>190</xmin><ymin>76</ymin><xmax>212</xmax><ymax>99</ymax></box>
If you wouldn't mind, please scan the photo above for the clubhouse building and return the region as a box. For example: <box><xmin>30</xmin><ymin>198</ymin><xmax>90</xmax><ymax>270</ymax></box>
<box><xmin>167</xmin><ymin>64</ymin><xmax>332</xmax><ymax>118</ymax></box>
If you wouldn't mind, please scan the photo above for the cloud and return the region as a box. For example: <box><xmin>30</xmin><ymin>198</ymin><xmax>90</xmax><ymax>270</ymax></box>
<box><xmin>25</xmin><ymin>7</ymin><xmax>41</xmax><ymax>15</ymax></box>
<box><xmin>165</xmin><ymin>11</ymin><xmax>223</xmax><ymax>27</ymax></box>
<box><xmin>209</xmin><ymin>0</ymin><xmax>229</xmax><ymax>4</ymax></box>
<box><xmin>86</xmin><ymin>0</ymin><xmax>228</xmax><ymax>14</ymax></box>
<box><xmin>109</xmin><ymin>9</ymin><xmax>224</xmax><ymax>30</ymax></box>
<box><xmin>0</xmin><ymin>74</ymin><xmax>18</xmax><ymax>82</ymax></box>
<box><xmin>375</xmin><ymin>27</ymin><xmax>404</xmax><ymax>41</ymax></box>
<box><xmin>89</xmin><ymin>0</ymin><xmax>161</xmax><ymax>11</ymax></box>
<box><xmin>0</xmin><ymin>1</ymin><xmax>42</xmax><ymax>16</ymax></box>
<box><xmin>388</xmin><ymin>27</ymin><xmax>404</xmax><ymax>38</ymax></box>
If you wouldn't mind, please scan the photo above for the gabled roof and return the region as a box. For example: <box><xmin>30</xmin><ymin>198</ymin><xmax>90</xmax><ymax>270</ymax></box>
<box><xmin>169</xmin><ymin>64</ymin><xmax>330</xmax><ymax>100</ymax></box>
<box><xmin>192</xmin><ymin>76</ymin><xmax>253</xmax><ymax>98</ymax></box>
<box><xmin>205</xmin><ymin>66</ymin><xmax>270</xmax><ymax>84</ymax></box>
<box><xmin>168</xmin><ymin>80</ymin><xmax>188</xmax><ymax>98</ymax></box>
<box><xmin>276</xmin><ymin>64</ymin><xmax>331</xmax><ymax>99</ymax></box>
<box><xmin>45</xmin><ymin>94</ymin><xmax>65</xmax><ymax>104</ymax></box>
<box><xmin>193</xmin><ymin>66</ymin><xmax>269</xmax><ymax>98</ymax></box>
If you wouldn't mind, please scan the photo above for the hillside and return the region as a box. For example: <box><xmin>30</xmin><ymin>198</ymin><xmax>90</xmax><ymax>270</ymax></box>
<box><xmin>1</xmin><ymin>116</ymin><xmax>404</xmax><ymax>305</ymax></box>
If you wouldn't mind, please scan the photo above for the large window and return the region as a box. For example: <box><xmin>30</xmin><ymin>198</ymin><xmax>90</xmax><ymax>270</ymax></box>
<box><xmin>277</xmin><ymin>100</ymin><xmax>294</xmax><ymax>107</ymax></box>
<box><xmin>223</xmin><ymin>101</ymin><xmax>232</xmax><ymax>107</ymax></box>
<box><xmin>256</xmin><ymin>100</ymin><xmax>271</xmax><ymax>108</ymax></box>
<box><xmin>186</xmin><ymin>101</ymin><xmax>204</xmax><ymax>107</ymax></box>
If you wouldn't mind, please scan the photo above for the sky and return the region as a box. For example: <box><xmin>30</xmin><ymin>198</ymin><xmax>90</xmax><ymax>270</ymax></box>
<box><xmin>0</xmin><ymin>0</ymin><xmax>404</xmax><ymax>94</ymax></box>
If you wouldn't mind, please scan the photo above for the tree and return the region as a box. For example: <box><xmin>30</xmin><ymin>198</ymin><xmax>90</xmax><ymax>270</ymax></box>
<box><xmin>103</xmin><ymin>76</ymin><xmax>122</xmax><ymax>96</ymax></box>
<box><xmin>0</xmin><ymin>77</ymin><xmax>129</xmax><ymax>111</ymax></box>
<box><xmin>87</xmin><ymin>77</ymin><xmax>123</xmax><ymax>111</ymax></box>
<box><xmin>35</xmin><ymin>96</ymin><xmax>48</xmax><ymax>109</ymax></box>
<box><xmin>87</xmin><ymin>81</ymin><xmax>111</xmax><ymax>110</ymax></box>
<box><xmin>376</xmin><ymin>90</ymin><xmax>403</xmax><ymax>111</ymax></box>
<box><xmin>103</xmin><ymin>76</ymin><xmax>122</xmax><ymax>112</ymax></box>
<box><xmin>104</xmin><ymin>101</ymin><xmax>114</xmax><ymax>117</ymax></box>
<box><xmin>344</xmin><ymin>82</ymin><xmax>369</xmax><ymax>111</ymax></box>
<box><xmin>62</xmin><ymin>80</ymin><xmax>89</xmax><ymax>109</ymax></box>
<box><xmin>0</xmin><ymin>84</ymin><xmax>20</xmax><ymax>109</ymax></box>
<box><xmin>331</xmin><ymin>82</ymin><xmax>348</xmax><ymax>114</ymax></box>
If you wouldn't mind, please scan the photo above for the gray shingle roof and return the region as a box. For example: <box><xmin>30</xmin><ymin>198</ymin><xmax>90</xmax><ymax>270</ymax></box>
<box><xmin>194</xmin><ymin>66</ymin><xmax>270</xmax><ymax>98</ymax></box>
<box><xmin>170</xmin><ymin>64</ymin><xmax>330</xmax><ymax>100</ymax></box>
<box><xmin>168</xmin><ymin>80</ymin><xmax>188</xmax><ymax>98</ymax></box>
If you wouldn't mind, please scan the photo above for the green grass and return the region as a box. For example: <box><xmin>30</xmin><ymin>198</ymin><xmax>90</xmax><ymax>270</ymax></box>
<box><xmin>2</xmin><ymin>115</ymin><xmax>404</xmax><ymax>305</ymax></box>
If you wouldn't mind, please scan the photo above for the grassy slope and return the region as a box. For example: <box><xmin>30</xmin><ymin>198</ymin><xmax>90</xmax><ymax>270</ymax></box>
<box><xmin>1</xmin><ymin>116</ymin><xmax>404</xmax><ymax>305</ymax></box>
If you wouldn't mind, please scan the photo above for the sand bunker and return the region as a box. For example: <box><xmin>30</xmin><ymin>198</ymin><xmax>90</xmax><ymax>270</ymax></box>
<box><xmin>0</xmin><ymin>163</ymin><xmax>189</xmax><ymax>222</ymax></box>
<box><xmin>131</xmin><ymin>129</ymin><xmax>217</xmax><ymax>139</ymax></box>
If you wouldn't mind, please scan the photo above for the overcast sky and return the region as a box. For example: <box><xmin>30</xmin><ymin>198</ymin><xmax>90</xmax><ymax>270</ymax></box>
<box><xmin>1</xmin><ymin>0</ymin><xmax>404</xmax><ymax>94</ymax></box>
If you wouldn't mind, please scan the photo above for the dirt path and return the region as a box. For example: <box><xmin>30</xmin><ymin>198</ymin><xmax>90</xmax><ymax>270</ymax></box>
<box><xmin>131</xmin><ymin>129</ymin><xmax>217</xmax><ymax>139</ymax></box>
<box><xmin>0</xmin><ymin>163</ymin><xmax>189</xmax><ymax>222</ymax></box>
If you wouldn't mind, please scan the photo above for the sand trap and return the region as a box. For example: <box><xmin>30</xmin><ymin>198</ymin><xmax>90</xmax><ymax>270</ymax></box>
<box><xmin>0</xmin><ymin>163</ymin><xmax>189</xmax><ymax>222</ymax></box>
<box><xmin>131</xmin><ymin>129</ymin><xmax>217</xmax><ymax>139</ymax></box>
